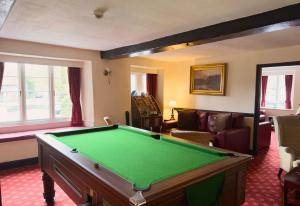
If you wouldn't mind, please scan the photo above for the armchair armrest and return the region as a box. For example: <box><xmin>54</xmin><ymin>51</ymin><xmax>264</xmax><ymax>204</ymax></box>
<box><xmin>258</xmin><ymin>121</ymin><xmax>272</xmax><ymax>150</ymax></box>
<box><xmin>212</xmin><ymin>127</ymin><xmax>250</xmax><ymax>154</ymax></box>
<box><xmin>170</xmin><ymin>130</ymin><xmax>213</xmax><ymax>145</ymax></box>
<box><xmin>279</xmin><ymin>146</ymin><xmax>296</xmax><ymax>172</ymax></box>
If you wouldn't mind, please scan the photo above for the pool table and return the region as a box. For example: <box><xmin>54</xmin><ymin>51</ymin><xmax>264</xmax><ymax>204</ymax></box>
<box><xmin>37</xmin><ymin>125</ymin><xmax>250</xmax><ymax>206</ymax></box>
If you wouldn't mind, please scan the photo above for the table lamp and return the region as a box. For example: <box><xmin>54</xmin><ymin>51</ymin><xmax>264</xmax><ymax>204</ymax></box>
<box><xmin>169</xmin><ymin>100</ymin><xmax>177</xmax><ymax>120</ymax></box>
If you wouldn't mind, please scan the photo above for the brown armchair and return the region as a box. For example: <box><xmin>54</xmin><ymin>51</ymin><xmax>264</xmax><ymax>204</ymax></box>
<box><xmin>170</xmin><ymin>130</ymin><xmax>212</xmax><ymax>146</ymax></box>
<box><xmin>212</xmin><ymin>128</ymin><xmax>250</xmax><ymax>154</ymax></box>
<box><xmin>170</xmin><ymin>109</ymin><xmax>251</xmax><ymax>153</ymax></box>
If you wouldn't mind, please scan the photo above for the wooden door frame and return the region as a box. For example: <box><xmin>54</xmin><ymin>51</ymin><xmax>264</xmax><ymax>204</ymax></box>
<box><xmin>253</xmin><ymin>61</ymin><xmax>300</xmax><ymax>155</ymax></box>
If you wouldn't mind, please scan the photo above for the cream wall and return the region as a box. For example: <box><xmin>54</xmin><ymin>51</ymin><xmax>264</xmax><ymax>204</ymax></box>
<box><xmin>163</xmin><ymin>45</ymin><xmax>300</xmax><ymax>116</ymax></box>
<box><xmin>2</xmin><ymin>38</ymin><xmax>300</xmax><ymax>163</ymax></box>
<box><xmin>99</xmin><ymin>58</ymin><xmax>171</xmax><ymax>125</ymax></box>
<box><xmin>162</xmin><ymin>45</ymin><xmax>300</xmax><ymax>150</ymax></box>
<box><xmin>0</xmin><ymin>38</ymin><xmax>172</xmax><ymax>163</ymax></box>
<box><xmin>0</xmin><ymin>139</ymin><xmax>37</xmax><ymax>163</ymax></box>
<box><xmin>0</xmin><ymin>38</ymin><xmax>96</xmax><ymax>127</ymax></box>
<box><xmin>0</xmin><ymin>38</ymin><xmax>96</xmax><ymax>163</ymax></box>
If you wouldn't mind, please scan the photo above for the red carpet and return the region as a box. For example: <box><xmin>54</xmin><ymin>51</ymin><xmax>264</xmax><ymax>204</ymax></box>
<box><xmin>0</xmin><ymin>133</ymin><xmax>286</xmax><ymax>205</ymax></box>
<box><xmin>243</xmin><ymin>132</ymin><xmax>282</xmax><ymax>206</ymax></box>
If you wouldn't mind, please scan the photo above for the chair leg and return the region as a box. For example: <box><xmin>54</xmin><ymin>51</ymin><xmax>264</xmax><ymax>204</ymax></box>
<box><xmin>278</xmin><ymin>168</ymin><xmax>283</xmax><ymax>178</ymax></box>
<box><xmin>283</xmin><ymin>185</ymin><xmax>288</xmax><ymax>206</ymax></box>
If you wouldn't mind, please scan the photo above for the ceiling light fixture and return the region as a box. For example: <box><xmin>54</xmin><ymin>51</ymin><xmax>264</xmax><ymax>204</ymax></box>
<box><xmin>94</xmin><ymin>7</ymin><xmax>106</xmax><ymax>19</ymax></box>
<box><xmin>0</xmin><ymin>0</ymin><xmax>15</xmax><ymax>30</ymax></box>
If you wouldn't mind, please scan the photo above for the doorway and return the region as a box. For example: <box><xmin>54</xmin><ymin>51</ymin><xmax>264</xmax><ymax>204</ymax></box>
<box><xmin>253</xmin><ymin>61</ymin><xmax>300</xmax><ymax>154</ymax></box>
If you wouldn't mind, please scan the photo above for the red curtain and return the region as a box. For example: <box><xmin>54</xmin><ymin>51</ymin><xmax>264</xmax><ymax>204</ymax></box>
<box><xmin>0</xmin><ymin>62</ymin><xmax>4</xmax><ymax>92</ymax></box>
<box><xmin>146</xmin><ymin>74</ymin><xmax>157</xmax><ymax>98</ymax></box>
<box><xmin>261</xmin><ymin>76</ymin><xmax>268</xmax><ymax>107</ymax></box>
<box><xmin>68</xmin><ymin>67</ymin><xmax>83</xmax><ymax>126</ymax></box>
<box><xmin>285</xmin><ymin>75</ymin><xmax>293</xmax><ymax>109</ymax></box>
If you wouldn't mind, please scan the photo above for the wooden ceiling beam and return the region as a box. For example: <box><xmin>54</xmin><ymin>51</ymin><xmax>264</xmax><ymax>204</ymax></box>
<box><xmin>100</xmin><ymin>3</ymin><xmax>300</xmax><ymax>59</ymax></box>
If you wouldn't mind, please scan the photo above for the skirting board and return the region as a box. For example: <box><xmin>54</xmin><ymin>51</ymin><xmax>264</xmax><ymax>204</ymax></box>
<box><xmin>0</xmin><ymin>157</ymin><xmax>38</xmax><ymax>171</ymax></box>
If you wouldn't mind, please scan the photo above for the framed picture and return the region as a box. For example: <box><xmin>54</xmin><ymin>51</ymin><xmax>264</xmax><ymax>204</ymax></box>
<box><xmin>190</xmin><ymin>63</ymin><xmax>226</xmax><ymax>95</ymax></box>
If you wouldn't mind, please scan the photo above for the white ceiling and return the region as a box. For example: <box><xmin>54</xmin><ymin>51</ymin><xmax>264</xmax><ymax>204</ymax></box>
<box><xmin>145</xmin><ymin>26</ymin><xmax>300</xmax><ymax>61</ymax></box>
<box><xmin>0</xmin><ymin>0</ymin><xmax>300</xmax><ymax>51</ymax></box>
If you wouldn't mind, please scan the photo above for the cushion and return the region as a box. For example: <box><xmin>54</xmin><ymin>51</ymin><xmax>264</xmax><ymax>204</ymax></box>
<box><xmin>293</xmin><ymin>159</ymin><xmax>300</xmax><ymax>168</ymax></box>
<box><xmin>170</xmin><ymin>130</ymin><xmax>212</xmax><ymax>145</ymax></box>
<box><xmin>177</xmin><ymin>110</ymin><xmax>198</xmax><ymax>130</ymax></box>
<box><xmin>208</xmin><ymin>113</ymin><xmax>232</xmax><ymax>133</ymax></box>
<box><xmin>259</xmin><ymin>114</ymin><xmax>266</xmax><ymax>122</ymax></box>
<box><xmin>196</xmin><ymin>111</ymin><xmax>208</xmax><ymax>131</ymax></box>
<box><xmin>232</xmin><ymin>113</ymin><xmax>245</xmax><ymax>128</ymax></box>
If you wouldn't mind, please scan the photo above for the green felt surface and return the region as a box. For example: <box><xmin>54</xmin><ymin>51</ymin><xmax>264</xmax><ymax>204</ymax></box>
<box><xmin>186</xmin><ymin>173</ymin><xmax>224</xmax><ymax>206</ymax></box>
<box><xmin>51</xmin><ymin>126</ymin><xmax>227</xmax><ymax>190</ymax></box>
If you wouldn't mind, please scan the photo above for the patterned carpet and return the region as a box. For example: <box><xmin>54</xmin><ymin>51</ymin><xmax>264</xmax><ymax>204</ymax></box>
<box><xmin>243</xmin><ymin>132</ymin><xmax>282</xmax><ymax>206</ymax></box>
<box><xmin>0</xmin><ymin>133</ymin><xmax>290</xmax><ymax>206</ymax></box>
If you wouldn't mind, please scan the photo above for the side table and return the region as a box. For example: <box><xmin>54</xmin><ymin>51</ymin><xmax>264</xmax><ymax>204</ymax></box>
<box><xmin>283</xmin><ymin>167</ymin><xmax>300</xmax><ymax>205</ymax></box>
<box><xmin>162</xmin><ymin>120</ymin><xmax>178</xmax><ymax>133</ymax></box>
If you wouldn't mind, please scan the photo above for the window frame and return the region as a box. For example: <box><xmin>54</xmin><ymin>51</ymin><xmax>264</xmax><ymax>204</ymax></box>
<box><xmin>261</xmin><ymin>71</ymin><xmax>295</xmax><ymax>110</ymax></box>
<box><xmin>0</xmin><ymin>62</ymin><xmax>71</xmax><ymax>127</ymax></box>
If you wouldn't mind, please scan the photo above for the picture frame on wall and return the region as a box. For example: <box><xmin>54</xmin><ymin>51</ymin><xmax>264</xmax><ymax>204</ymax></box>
<box><xmin>190</xmin><ymin>63</ymin><xmax>226</xmax><ymax>95</ymax></box>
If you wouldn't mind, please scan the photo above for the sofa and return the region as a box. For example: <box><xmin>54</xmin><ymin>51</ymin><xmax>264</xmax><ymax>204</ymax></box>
<box><xmin>170</xmin><ymin>109</ymin><xmax>251</xmax><ymax>154</ymax></box>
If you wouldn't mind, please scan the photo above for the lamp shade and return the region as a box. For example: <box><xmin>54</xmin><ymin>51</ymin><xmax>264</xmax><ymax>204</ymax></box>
<box><xmin>169</xmin><ymin>100</ymin><xmax>177</xmax><ymax>108</ymax></box>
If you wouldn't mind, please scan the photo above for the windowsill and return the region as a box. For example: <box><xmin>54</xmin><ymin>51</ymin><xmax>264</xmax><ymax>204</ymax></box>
<box><xmin>0</xmin><ymin>118</ymin><xmax>70</xmax><ymax>127</ymax></box>
<box><xmin>0</xmin><ymin>126</ymin><xmax>84</xmax><ymax>143</ymax></box>
<box><xmin>261</xmin><ymin>107</ymin><xmax>293</xmax><ymax>111</ymax></box>
<box><xmin>0</xmin><ymin>119</ymin><xmax>72</xmax><ymax>134</ymax></box>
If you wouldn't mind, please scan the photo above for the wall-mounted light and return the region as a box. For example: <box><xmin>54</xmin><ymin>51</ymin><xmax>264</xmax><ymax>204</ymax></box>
<box><xmin>103</xmin><ymin>68</ymin><xmax>112</xmax><ymax>84</ymax></box>
<box><xmin>94</xmin><ymin>7</ymin><xmax>106</xmax><ymax>19</ymax></box>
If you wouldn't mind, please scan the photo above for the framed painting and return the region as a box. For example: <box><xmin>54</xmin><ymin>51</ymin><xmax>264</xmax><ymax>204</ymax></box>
<box><xmin>190</xmin><ymin>63</ymin><xmax>226</xmax><ymax>95</ymax></box>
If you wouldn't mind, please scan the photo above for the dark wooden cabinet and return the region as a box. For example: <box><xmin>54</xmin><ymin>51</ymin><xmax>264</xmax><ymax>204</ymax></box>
<box><xmin>131</xmin><ymin>96</ymin><xmax>162</xmax><ymax>132</ymax></box>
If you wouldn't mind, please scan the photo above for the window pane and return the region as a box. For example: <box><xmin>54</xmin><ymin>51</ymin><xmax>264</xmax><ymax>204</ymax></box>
<box><xmin>141</xmin><ymin>73</ymin><xmax>147</xmax><ymax>95</ymax></box>
<box><xmin>0</xmin><ymin>63</ymin><xmax>21</xmax><ymax>123</ymax></box>
<box><xmin>265</xmin><ymin>74</ymin><xmax>293</xmax><ymax>109</ymax></box>
<box><xmin>277</xmin><ymin>75</ymin><xmax>286</xmax><ymax>109</ymax></box>
<box><xmin>25</xmin><ymin>64</ymin><xmax>50</xmax><ymax>120</ymax></box>
<box><xmin>53</xmin><ymin>66</ymin><xmax>71</xmax><ymax>118</ymax></box>
<box><xmin>131</xmin><ymin>72</ymin><xmax>148</xmax><ymax>95</ymax></box>
<box><xmin>265</xmin><ymin>76</ymin><xmax>277</xmax><ymax>109</ymax></box>
<box><xmin>131</xmin><ymin>73</ymin><xmax>137</xmax><ymax>93</ymax></box>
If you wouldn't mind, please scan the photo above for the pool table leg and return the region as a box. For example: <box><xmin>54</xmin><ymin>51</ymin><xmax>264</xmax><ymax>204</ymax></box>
<box><xmin>42</xmin><ymin>172</ymin><xmax>55</xmax><ymax>204</ymax></box>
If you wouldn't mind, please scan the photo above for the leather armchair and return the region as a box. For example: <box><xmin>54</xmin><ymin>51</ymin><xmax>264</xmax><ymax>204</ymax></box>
<box><xmin>274</xmin><ymin>116</ymin><xmax>300</xmax><ymax>177</ymax></box>
<box><xmin>212</xmin><ymin>127</ymin><xmax>250</xmax><ymax>154</ymax></box>
<box><xmin>170</xmin><ymin>130</ymin><xmax>213</xmax><ymax>145</ymax></box>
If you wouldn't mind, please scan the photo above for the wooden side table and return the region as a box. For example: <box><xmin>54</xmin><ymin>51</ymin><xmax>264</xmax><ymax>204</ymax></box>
<box><xmin>283</xmin><ymin>167</ymin><xmax>300</xmax><ymax>205</ymax></box>
<box><xmin>162</xmin><ymin>120</ymin><xmax>178</xmax><ymax>133</ymax></box>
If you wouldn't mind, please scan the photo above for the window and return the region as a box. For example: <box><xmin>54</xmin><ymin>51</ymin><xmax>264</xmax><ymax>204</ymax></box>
<box><xmin>130</xmin><ymin>73</ymin><xmax>137</xmax><ymax>93</ymax></box>
<box><xmin>53</xmin><ymin>66</ymin><xmax>72</xmax><ymax>118</ymax></box>
<box><xmin>130</xmin><ymin>72</ymin><xmax>147</xmax><ymax>95</ymax></box>
<box><xmin>25</xmin><ymin>64</ymin><xmax>50</xmax><ymax>120</ymax></box>
<box><xmin>0</xmin><ymin>63</ymin><xmax>21</xmax><ymax>122</ymax></box>
<box><xmin>264</xmin><ymin>74</ymin><xmax>290</xmax><ymax>109</ymax></box>
<box><xmin>0</xmin><ymin>62</ymin><xmax>72</xmax><ymax>125</ymax></box>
